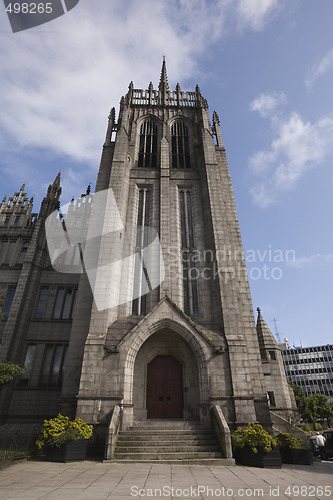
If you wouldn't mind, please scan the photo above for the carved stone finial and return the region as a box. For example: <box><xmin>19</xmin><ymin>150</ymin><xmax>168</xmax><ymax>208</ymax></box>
<box><xmin>257</xmin><ymin>307</ymin><xmax>261</xmax><ymax>313</ymax></box>
<box><xmin>52</xmin><ymin>172</ymin><xmax>61</xmax><ymax>189</ymax></box>
<box><xmin>105</xmin><ymin>108</ymin><xmax>116</xmax><ymax>146</ymax></box>
<box><xmin>158</xmin><ymin>57</ymin><xmax>169</xmax><ymax>92</ymax></box>
<box><xmin>213</xmin><ymin>111</ymin><xmax>220</xmax><ymax>126</ymax></box>
<box><xmin>212</xmin><ymin>111</ymin><xmax>224</xmax><ymax>147</ymax></box>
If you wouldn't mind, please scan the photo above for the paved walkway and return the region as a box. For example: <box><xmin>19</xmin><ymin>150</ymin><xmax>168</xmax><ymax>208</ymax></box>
<box><xmin>0</xmin><ymin>460</ymin><xmax>332</xmax><ymax>500</ymax></box>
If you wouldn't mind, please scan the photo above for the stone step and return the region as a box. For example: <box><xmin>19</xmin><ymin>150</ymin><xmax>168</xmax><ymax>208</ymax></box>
<box><xmin>114</xmin><ymin>423</ymin><xmax>224</xmax><ymax>463</ymax></box>
<box><xmin>116</xmin><ymin>444</ymin><xmax>221</xmax><ymax>453</ymax></box>
<box><xmin>131</xmin><ymin>420</ymin><xmax>201</xmax><ymax>428</ymax></box>
<box><xmin>120</xmin><ymin>429</ymin><xmax>214</xmax><ymax>436</ymax></box>
<box><xmin>128</xmin><ymin>425</ymin><xmax>203</xmax><ymax>430</ymax></box>
<box><xmin>120</xmin><ymin>429</ymin><xmax>213</xmax><ymax>434</ymax></box>
<box><xmin>114</xmin><ymin>451</ymin><xmax>224</xmax><ymax>460</ymax></box>
<box><xmin>105</xmin><ymin>458</ymin><xmax>235</xmax><ymax>465</ymax></box>
<box><xmin>117</xmin><ymin>436</ymin><xmax>217</xmax><ymax>444</ymax></box>
<box><xmin>127</xmin><ymin>422</ymin><xmax>207</xmax><ymax>431</ymax></box>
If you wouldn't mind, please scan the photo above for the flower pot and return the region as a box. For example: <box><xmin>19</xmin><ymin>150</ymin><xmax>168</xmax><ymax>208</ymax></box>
<box><xmin>280</xmin><ymin>448</ymin><xmax>313</xmax><ymax>465</ymax></box>
<box><xmin>44</xmin><ymin>439</ymin><xmax>88</xmax><ymax>462</ymax></box>
<box><xmin>236</xmin><ymin>446</ymin><xmax>282</xmax><ymax>468</ymax></box>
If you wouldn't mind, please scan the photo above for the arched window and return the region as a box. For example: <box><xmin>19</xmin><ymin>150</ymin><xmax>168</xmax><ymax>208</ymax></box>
<box><xmin>171</xmin><ymin>121</ymin><xmax>190</xmax><ymax>169</ymax></box>
<box><xmin>132</xmin><ymin>188</ymin><xmax>150</xmax><ymax>315</ymax></box>
<box><xmin>138</xmin><ymin>120</ymin><xmax>158</xmax><ymax>169</ymax></box>
<box><xmin>179</xmin><ymin>190</ymin><xmax>198</xmax><ymax>316</ymax></box>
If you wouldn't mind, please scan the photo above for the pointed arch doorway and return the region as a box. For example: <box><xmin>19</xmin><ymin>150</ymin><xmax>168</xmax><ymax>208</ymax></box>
<box><xmin>146</xmin><ymin>355</ymin><xmax>183</xmax><ymax>419</ymax></box>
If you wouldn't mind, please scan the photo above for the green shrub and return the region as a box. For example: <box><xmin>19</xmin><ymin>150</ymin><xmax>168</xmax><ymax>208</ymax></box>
<box><xmin>314</xmin><ymin>423</ymin><xmax>324</xmax><ymax>432</ymax></box>
<box><xmin>0</xmin><ymin>361</ymin><xmax>24</xmax><ymax>389</ymax></box>
<box><xmin>36</xmin><ymin>414</ymin><xmax>93</xmax><ymax>449</ymax></box>
<box><xmin>276</xmin><ymin>433</ymin><xmax>304</xmax><ymax>449</ymax></box>
<box><xmin>231</xmin><ymin>423</ymin><xmax>277</xmax><ymax>454</ymax></box>
<box><xmin>301</xmin><ymin>423</ymin><xmax>311</xmax><ymax>433</ymax></box>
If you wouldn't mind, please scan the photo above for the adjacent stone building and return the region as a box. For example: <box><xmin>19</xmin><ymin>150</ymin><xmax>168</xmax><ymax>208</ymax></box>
<box><xmin>0</xmin><ymin>61</ymin><xmax>296</xmax><ymax>455</ymax></box>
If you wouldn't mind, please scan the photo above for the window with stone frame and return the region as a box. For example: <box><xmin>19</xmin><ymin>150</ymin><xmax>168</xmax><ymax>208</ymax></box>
<box><xmin>138</xmin><ymin>119</ymin><xmax>158</xmax><ymax>169</ymax></box>
<box><xmin>39</xmin><ymin>344</ymin><xmax>68</xmax><ymax>387</ymax></box>
<box><xmin>269</xmin><ymin>350</ymin><xmax>276</xmax><ymax>360</ymax></box>
<box><xmin>179</xmin><ymin>190</ymin><xmax>198</xmax><ymax>316</ymax></box>
<box><xmin>35</xmin><ymin>287</ymin><xmax>49</xmax><ymax>319</ymax></box>
<box><xmin>171</xmin><ymin>121</ymin><xmax>191</xmax><ymax>169</ymax></box>
<box><xmin>132</xmin><ymin>188</ymin><xmax>150</xmax><ymax>315</ymax></box>
<box><xmin>19</xmin><ymin>344</ymin><xmax>37</xmax><ymax>387</ymax></box>
<box><xmin>13</xmin><ymin>216</ymin><xmax>20</xmax><ymax>227</ymax></box>
<box><xmin>267</xmin><ymin>391</ymin><xmax>276</xmax><ymax>407</ymax></box>
<box><xmin>18</xmin><ymin>240</ymin><xmax>29</xmax><ymax>265</ymax></box>
<box><xmin>52</xmin><ymin>287</ymin><xmax>77</xmax><ymax>320</ymax></box>
<box><xmin>3</xmin><ymin>286</ymin><xmax>16</xmax><ymax>319</ymax></box>
<box><xmin>3</xmin><ymin>240</ymin><xmax>16</xmax><ymax>265</ymax></box>
<box><xmin>0</xmin><ymin>240</ymin><xmax>7</xmax><ymax>263</ymax></box>
<box><xmin>63</xmin><ymin>243</ymin><xmax>81</xmax><ymax>267</ymax></box>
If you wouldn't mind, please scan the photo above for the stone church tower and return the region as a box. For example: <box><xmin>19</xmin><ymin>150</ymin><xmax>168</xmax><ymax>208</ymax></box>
<box><xmin>0</xmin><ymin>61</ymin><xmax>296</xmax><ymax>457</ymax></box>
<box><xmin>65</xmin><ymin>60</ymin><xmax>295</xmax><ymax>435</ymax></box>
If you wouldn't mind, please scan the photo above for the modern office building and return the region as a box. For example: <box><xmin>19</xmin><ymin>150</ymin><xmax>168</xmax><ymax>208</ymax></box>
<box><xmin>281</xmin><ymin>343</ymin><xmax>333</xmax><ymax>403</ymax></box>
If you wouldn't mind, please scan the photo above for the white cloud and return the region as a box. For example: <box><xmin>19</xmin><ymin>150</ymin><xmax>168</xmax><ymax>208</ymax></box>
<box><xmin>249</xmin><ymin>97</ymin><xmax>333</xmax><ymax>207</ymax></box>
<box><xmin>286</xmin><ymin>253</ymin><xmax>333</xmax><ymax>269</ymax></box>
<box><xmin>236</xmin><ymin>0</ymin><xmax>280</xmax><ymax>31</ymax></box>
<box><xmin>305</xmin><ymin>47</ymin><xmax>333</xmax><ymax>90</ymax></box>
<box><xmin>250</xmin><ymin>91</ymin><xmax>287</xmax><ymax>118</ymax></box>
<box><xmin>0</xmin><ymin>0</ymin><xmax>284</xmax><ymax>203</ymax></box>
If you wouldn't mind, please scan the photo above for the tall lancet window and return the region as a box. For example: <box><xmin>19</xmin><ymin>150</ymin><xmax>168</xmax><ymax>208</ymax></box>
<box><xmin>171</xmin><ymin>121</ymin><xmax>190</xmax><ymax>169</ymax></box>
<box><xmin>180</xmin><ymin>190</ymin><xmax>198</xmax><ymax>316</ymax></box>
<box><xmin>132</xmin><ymin>189</ymin><xmax>150</xmax><ymax>315</ymax></box>
<box><xmin>138</xmin><ymin>120</ymin><xmax>158</xmax><ymax>169</ymax></box>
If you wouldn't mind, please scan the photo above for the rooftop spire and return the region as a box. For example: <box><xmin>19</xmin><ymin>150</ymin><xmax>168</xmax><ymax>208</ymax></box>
<box><xmin>256</xmin><ymin>307</ymin><xmax>279</xmax><ymax>361</ymax></box>
<box><xmin>40</xmin><ymin>172</ymin><xmax>61</xmax><ymax>218</ymax></box>
<box><xmin>52</xmin><ymin>172</ymin><xmax>61</xmax><ymax>189</ymax></box>
<box><xmin>158</xmin><ymin>56</ymin><xmax>169</xmax><ymax>92</ymax></box>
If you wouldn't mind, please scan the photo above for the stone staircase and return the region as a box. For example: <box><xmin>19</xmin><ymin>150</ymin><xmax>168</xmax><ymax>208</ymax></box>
<box><xmin>270</xmin><ymin>411</ymin><xmax>307</xmax><ymax>441</ymax></box>
<box><xmin>113</xmin><ymin>421</ymin><xmax>235</xmax><ymax>464</ymax></box>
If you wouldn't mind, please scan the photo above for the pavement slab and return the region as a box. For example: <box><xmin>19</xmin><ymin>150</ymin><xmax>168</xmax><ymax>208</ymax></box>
<box><xmin>0</xmin><ymin>460</ymin><xmax>332</xmax><ymax>500</ymax></box>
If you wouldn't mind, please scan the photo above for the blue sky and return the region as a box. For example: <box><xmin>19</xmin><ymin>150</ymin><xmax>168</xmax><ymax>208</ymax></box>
<box><xmin>1</xmin><ymin>0</ymin><xmax>332</xmax><ymax>347</ymax></box>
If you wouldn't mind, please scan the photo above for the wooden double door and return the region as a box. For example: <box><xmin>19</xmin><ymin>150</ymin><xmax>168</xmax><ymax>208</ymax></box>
<box><xmin>146</xmin><ymin>355</ymin><xmax>183</xmax><ymax>419</ymax></box>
